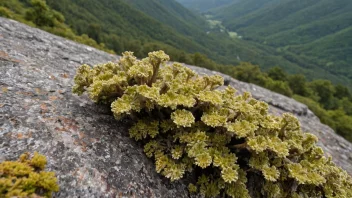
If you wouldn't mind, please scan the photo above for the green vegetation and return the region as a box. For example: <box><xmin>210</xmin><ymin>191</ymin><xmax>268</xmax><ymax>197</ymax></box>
<box><xmin>0</xmin><ymin>152</ymin><xmax>59</xmax><ymax>197</ymax></box>
<box><xmin>232</xmin><ymin>65</ymin><xmax>352</xmax><ymax>142</ymax></box>
<box><xmin>175</xmin><ymin>0</ymin><xmax>237</xmax><ymax>12</ymax></box>
<box><xmin>2</xmin><ymin>0</ymin><xmax>351</xmax><ymax>87</ymax></box>
<box><xmin>158</xmin><ymin>50</ymin><xmax>352</xmax><ymax>143</ymax></box>
<box><xmin>73</xmin><ymin>51</ymin><xmax>352</xmax><ymax>197</ymax></box>
<box><xmin>0</xmin><ymin>0</ymin><xmax>113</xmax><ymax>53</ymax></box>
<box><xmin>122</xmin><ymin>0</ymin><xmax>208</xmax><ymax>31</ymax></box>
<box><xmin>2</xmin><ymin>0</ymin><xmax>352</xmax><ymax>142</ymax></box>
<box><xmin>44</xmin><ymin>0</ymin><xmax>219</xmax><ymax>62</ymax></box>
<box><xmin>211</xmin><ymin>0</ymin><xmax>352</xmax><ymax>83</ymax></box>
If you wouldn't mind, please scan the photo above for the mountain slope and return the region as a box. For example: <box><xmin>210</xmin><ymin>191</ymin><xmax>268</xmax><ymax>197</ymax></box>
<box><xmin>46</xmin><ymin>0</ymin><xmax>248</xmax><ymax>64</ymax></box>
<box><xmin>217</xmin><ymin>0</ymin><xmax>352</xmax><ymax>41</ymax></box>
<box><xmin>123</xmin><ymin>0</ymin><xmax>208</xmax><ymax>31</ymax></box>
<box><xmin>45</xmin><ymin>0</ymin><xmax>208</xmax><ymax>53</ymax></box>
<box><xmin>175</xmin><ymin>0</ymin><xmax>236</xmax><ymax>12</ymax></box>
<box><xmin>120</xmin><ymin>0</ymin><xmax>224</xmax><ymax>53</ymax></box>
<box><xmin>212</xmin><ymin>0</ymin><xmax>352</xmax><ymax>81</ymax></box>
<box><xmin>5</xmin><ymin>0</ymin><xmax>348</xmax><ymax>87</ymax></box>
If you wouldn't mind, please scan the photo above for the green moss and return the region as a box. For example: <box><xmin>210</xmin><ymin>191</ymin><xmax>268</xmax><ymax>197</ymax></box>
<box><xmin>73</xmin><ymin>50</ymin><xmax>352</xmax><ymax>197</ymax></box>
<box><xmin>0</xmin><ymin>152</ymin><xmax>59</xmax><ymax>198</ymax></box>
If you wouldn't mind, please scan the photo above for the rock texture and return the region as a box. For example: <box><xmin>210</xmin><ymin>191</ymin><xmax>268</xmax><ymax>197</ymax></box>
<box><xmin>0</xmin><ymin>17</ymin><xmax>351</xmax><ymax>197</ymax></box>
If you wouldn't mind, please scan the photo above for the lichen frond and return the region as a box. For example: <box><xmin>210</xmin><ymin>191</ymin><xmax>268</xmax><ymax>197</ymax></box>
<box><xmin>0</xmin><ymin>152</ymin><xmax>59</xmax><ymax>198</ymax></box>
<box><xmin>73</xmin><ymin>50</ymin><xmax>352</xmax><ymax>198</ymax></box>
<box><xmin>171</xmin><ymin>109</ymin><xmax>195</xmax><ymax>127</ymax></box>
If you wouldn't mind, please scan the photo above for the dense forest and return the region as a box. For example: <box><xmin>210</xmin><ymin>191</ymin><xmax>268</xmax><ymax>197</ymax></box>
<box><xmin>215</xmin><ymin>0</ymin><xmax>352</xmax><ymax>79</ymax></box>
<box><xmin>1</xmin><ymin>0</ymin><xmax>352</xmax><ymax>142</ymax></box>
<box><xmin>179</xmin><ymin>0</ymin><xmax>352</xmax><ymax>84</ymax></box>
<box><xmin>4</xmin><ymin>0</ymin><xmax>349</xmax><ymax>87</ymax></box>
<box><xmin>175</xmin><ymin>0</ymin><xmax>236</xmax><ymax>12</ymax></box>
<box><xmin>0</xmin><ymin>0</ymin><xmax>114</xmax><ymax>52</ymax></box>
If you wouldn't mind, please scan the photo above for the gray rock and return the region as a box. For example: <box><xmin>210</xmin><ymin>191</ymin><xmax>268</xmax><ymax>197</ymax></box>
<box><xmin>0</xmin><ymin>17</ymin><xmax>351</xmax><ymax>198</ymax></box>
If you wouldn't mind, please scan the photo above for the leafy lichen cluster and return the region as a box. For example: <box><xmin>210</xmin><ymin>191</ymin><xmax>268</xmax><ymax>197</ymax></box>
<box><xmin>0</xmin><ymin>152</ymin><xmax>59</xmax><ymax>197</ymax></box>
<box><xmin>73</xmin><ymin>51</ymin><xmax>352</xmax><ymax>197</ymax></box>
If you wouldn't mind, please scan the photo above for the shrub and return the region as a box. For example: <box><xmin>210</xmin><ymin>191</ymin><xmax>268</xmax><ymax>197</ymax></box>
<box><xmin>293</xmin><ymin>95</ymin><xmax>336</xmax><ymax>130</ymax></box>
<box><xmin>266</xmin><ymin>79</ymin><xmax>293</xmax><ymax>97</ymax></box>
<box><xmin>73</xmin><ymin>51</ymin><xmax>352</xmax><ymax>197</ymax></box>
<box><xmin>0</xmin><ymin>152</ymin><xmax>59</xmax><ymax>197</ymax></box>
<box><xmin>233</xmin><ymin>62</ymin><xmax>268</xmax><ymax>86</ymax></box>
<box><xmin>327</xmin><ymin>110</ymin><xmax>352</xmax><ymax>142</ymax></box>
<box><xmin>0</xmin><ymin>7</ymin><xmax>12</xmax><ymax>18</ymax></box>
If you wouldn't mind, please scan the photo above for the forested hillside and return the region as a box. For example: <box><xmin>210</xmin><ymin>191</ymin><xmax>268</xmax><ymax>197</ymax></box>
<box><xmin>123</xmin><ymin>0</ymin><xmax>208</xmax><ymax>30</ymax></box>
<box><xmin>211</xmin><ymin>0</ymin><xmax>352</xmax><ymax>80</ymax></box>
<box><xmin>45</xmin><ymin>0</ymin><xmax>214</xmax><ymax>59</ymax></box>
<box><xmin>0</xmin><ymin>0</ymin><xmax>345</xmax><ymax>88</ymax></box>
<box><xmin>44</xmin><ymin>0</ymin><xmax>352</xmax><ymax>85</ymax></box>
<box><xmin>2</xmin><ymin>0</ymin><xmax>352</xmax><ymax>143</ymax></box>
<box><xmin>0</xmin><ymin>0</ymin><xmax>111</xmax><ymax>52</ymax></box>
<box><xmin>175</xmin><ymin>0</ymin><xmax>236</xmax><ymax>12</ymax></box>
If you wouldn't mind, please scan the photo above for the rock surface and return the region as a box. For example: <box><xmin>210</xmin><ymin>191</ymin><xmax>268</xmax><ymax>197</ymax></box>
<box><xmin>0</xmin><ymin>17</ymin><xmax>351</xmax><ymax>197</ymax></box>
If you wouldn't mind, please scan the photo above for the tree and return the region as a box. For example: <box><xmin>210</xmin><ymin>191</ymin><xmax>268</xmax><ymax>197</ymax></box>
<box><xmin>25</xmin><ymin>0</ymin><xmax>64</xmax><ymax>27</ymax></box>
<box><xmin>309</xmin><ymin>80</ymin><xmax>336</xmax><ymax>109</ymax></box>
<box><xmin>106</xmin><ymin>34</ymin><xmax>124</xmax><ymax>53</ymax></box>
<box><xmin>268</xmin><ymin>66</ymin><xmax>288</xmax><ymax>81</ymax></box>
<box><xmin>87</xmin><ymin>23</ymin><xmax>102</xmax><ymax>43</ymax></box>
<box><xmin>266</xmin><ymin>79</ymin><xmax>293</xmax><ymax>97</ymax></box>
<box><xmin>288</xmin><ymin>74</ymin><xmax>316</xmax><ymax>98</ymax></box>
<box><xmin>341</xmin><ymin>98</ymin><xmax>352</xmax><ymax>116</ymax></box>
<box><xmin>334</xmin><ymin>84</ymin><xmax>352</xmax><ymax>99</ymax></box>
<box><xmin>0</xmin><ymin>7</ymin><xmax>12</xmax><ymax>18</ymax></box>
<box><xmin>192</xmin><ymin>53</ymin><xmax>219</xmax><ymax>71</ymax></box>
<box><xmin>233</xmin><ymin>62</ymin><xmax>268</xmax><ymax>86</ymax></box>
<box><xmin>328</xmin><ymin>110</ymin><xmax>352</xmax><ymax>142</ymax></box>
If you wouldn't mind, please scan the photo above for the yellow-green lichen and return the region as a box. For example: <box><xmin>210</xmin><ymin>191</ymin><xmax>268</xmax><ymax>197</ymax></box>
<box><xmin>0</xmin><ymin>152</ymin><xmax>59</xmax><ymax>198</ymax></box>
<box><xmin>73</xmin><ymin>51</ymin><xmax>352</xmax><ymax>198</ymax></box>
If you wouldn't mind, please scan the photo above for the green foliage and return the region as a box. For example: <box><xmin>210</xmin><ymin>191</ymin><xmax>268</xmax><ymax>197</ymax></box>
<box><xmin>175</xmin><ymin>0</ymin><xmax>235</xmax><ymax>12</ymax></box>
<box><xmin>309</xmin><ymin>80</ymin><xmax>337</xmax><ymax>110</ymax></box>
<box><xmin>0</xmin><ymin>0</ymin><xmax>113</xmax><ymax>53</ymax></box>
<box><xmin>0</xmin><ymin>7</ymin><xmax>12</xmax><ymax>18</ymax></box>
<box><xmin>268</xmin><ymin>67</ymin><xmax>288</xmax><ymax>82</ymax></box>
<box><xmin>293</xmin><ymin>95</ymin><xmax>335</xmax><ymax>128</ymax></box>
<box><xmin>266</xmin><ymin>79</ymin><xmax>293</xmax><ymax>97</ymax></box>
<box><xmin>4</xmin><ymin>0</ymin><xmax>351</xmax><ymax>91</ymax></box>
<box><xmin>287</xmin><ymin>74</ymin><xmax>314</xmax><ymax>98</ymax></box>
<box><xmin>293</xmin><ymin>95</ymin><xmax>352</xmax><ymax>142</ymax></box>
<box><xmin>233</xmin><ymin>63</ymin><xmax>293</xmax><ymax>97</ymax></box>
<box><xmin>212</xmin><ymin>0</ymin><xmax>352</xmax><ymax>82</ymax></box>
<box><xmin>0</xmin><ymin>152</ymin><xmax>59</xmax><ymax>198</ymax></box>
<box><xmin>73</xmin><ymin>51</ymin><xmax>352</xmax><ymax>197</ymax></box>
<box><xmin>334</xmin><ymin>84</ymin><xmax>352</xmax><ymax>100</ymax></box>
<box><xmin>42</xmin><ymin>0</ymin><xmax>351</xmax><ymax>86</ymax></box>
<box><xmin>231</xmin><ymin>61</ymin><xmax>352</xmax><ymax>142</ymax></box>
<box><xmin>327</xmin><ymin>110</ymin><xmax>352</xmax><ymax>142</ymax></box>
<box><xmin>233</xmin><ymin>62</ymin><xmax>268</xmax><ymax>86</ymax></box>
<box><xmin>340</xmin><ymin>98</ymin><xmax>352</xmax><ymax>116</ymax></box>
<box><xmin>25</xmin><ymin>0</ymin><xmax>64</xmax><ymax>27</ymax></box>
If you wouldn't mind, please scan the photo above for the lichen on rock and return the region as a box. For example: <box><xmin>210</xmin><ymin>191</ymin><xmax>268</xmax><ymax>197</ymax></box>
<box><xmin>0</xmin><ymin>152</ymin><xmax>59</xmax><ymax>198</ymax></box>
<box><xmin>73</xmin><ymin>50</ymin><xmax>352</xmax><ymax>197</ymax></box>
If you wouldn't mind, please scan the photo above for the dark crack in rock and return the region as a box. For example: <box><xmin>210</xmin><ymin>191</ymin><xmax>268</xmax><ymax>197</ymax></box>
<box><xmin>0</xmin><ymin>17</ymin><xmax>352</xmax><ymax>198</ymax></box>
